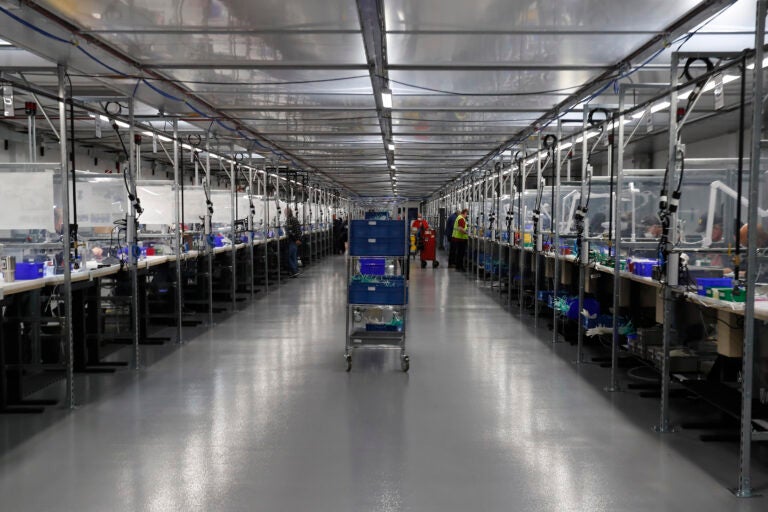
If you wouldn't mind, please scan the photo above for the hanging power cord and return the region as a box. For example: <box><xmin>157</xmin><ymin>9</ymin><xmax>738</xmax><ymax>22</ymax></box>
<box><xmin>657</xmin><ymin>57</ymin><xmax>722</xmax><ymax>282</ymax></box>
<box><xmin>533</xmin><ymin>135</ymin><xmax>558</xmax><ymax>245</ymax></box>
<box><xmin>106</xmin><ymin>103</ymin><xmax>144</xmax><ymax>219</ymax></box>
<box><xmin>574</xmin><ymin>110</ymin><xmax>610</xmax><ymax>262</ymax></box>
<box><xmin>732</xmin><ymin>52</ymin><xmax>749</xmax><ymax>293</ymax></box>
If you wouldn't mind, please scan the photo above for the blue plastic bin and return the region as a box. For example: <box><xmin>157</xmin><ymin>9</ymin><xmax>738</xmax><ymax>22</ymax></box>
<box><xmin>349</xmin><ymin>278</ymin><xmax>407</xmax><ymax>305</ymax></box>
<box><xmin>349</xmin><ymin>220</ymin><xmax>406</xmax><ymax>256</ymax></box>
<box><xmin>16</xmin><ymin>262</ymin><xmax>45</xmax><ymax>280</ymax></box>
<box><xmin>696</xmin><ymin>277</ymin><xmax>732</xmax><ymax>296</ymax></box>
<box><xmin>631</xmin><ymin>258</ymin><xmax>658</xmax><ymax>277</ymax></box>
<box><xmin>359</xmin><ymin>258</ymin><xmax>386</xmax><ymax>275</ymax></box>
<box><xmin>365</xmin><ymin>324</ymin><xmax>400</xmax><ymax>332</ymax></box>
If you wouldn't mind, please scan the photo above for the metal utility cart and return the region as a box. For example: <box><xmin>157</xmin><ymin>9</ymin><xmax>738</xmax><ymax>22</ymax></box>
<box><xmin>344</xmin><ymin>218</ymin><xmax>409</xmax><ymax>372</ymax></box>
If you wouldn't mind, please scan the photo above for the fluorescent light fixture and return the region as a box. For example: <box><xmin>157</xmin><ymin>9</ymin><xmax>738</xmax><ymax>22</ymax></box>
<box><xmin>142</xmin><ymin>131</ymin><xmax>170</xmax><ymax>143</ymax></box>
<box><xmin>390</xmin><ymin>165</ymin><xmax>397</xmax><ymax>170</ymax></box>
<box><xmin>631</xmin><ymin>109</ymin><xmax>647</xmax><ymax>119</ymax></box>
<box><xmin>650</xmin><ymin>101</ymin><xmax>670</xmax><ymax>113</ymax></box>
<box><xmin>388</xmin><ymin>143</ymin><xmax>395</xmax><ymax>151</ymax></box>
<box><xmin>574</xmin><ymin>132</ymin><xmax>598</xmax><ymax>143</ymax></box>
<box><xmin>608</xmin><ymin>119</ymin><xmax>631</xmax><ymax>130</ymax></box>
<box><xmin>747</xmin><ymin>57</ymin><xmax>768</xmax><ymax>70</ymax></box>
<box><xmin>381</xmin><ymin>89</ymin><xmax>393</xmax><ymax>109</ymax></box>
<box><xmin>114</xmin><ymin>120</ymin><xmax>129</xmax><ymax>129</ymax></box>
<box><xmin>559</xmin><ymin>142</ymin><xmax>573</xmax><ymax>150</ymax></box>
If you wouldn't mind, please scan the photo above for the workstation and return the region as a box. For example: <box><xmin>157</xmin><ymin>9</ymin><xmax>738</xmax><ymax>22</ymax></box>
<box><xmin>3</xmin><ymin>1</ymin><xmax>768</xmax><ymax>509</ymax></box>
<box><xmin>425</xmin><ymin>16</ymin><xmax>768</xmax><ymax>493</ymax></box>
<box><xmin>0</xmin><ymin>71</ymin><xmax>344</xmax><ymax>413</ymax></box>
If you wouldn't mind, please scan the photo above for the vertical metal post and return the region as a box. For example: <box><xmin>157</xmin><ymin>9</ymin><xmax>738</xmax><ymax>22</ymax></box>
<box><xmin>275</xmin><ymin>173</ymin><xmax>281</xmax><ymax>286</ymax></box>
<box><xmin>736</xmin><ymin>0</ymin><xmax>767</xmax><ymax>497</ymax></box>
<box><xmin>248</xmin><ymin>166</ymin><xmax>255</xmax><ymax>301</ymax></box>
<box><xmin>497</xmin><ymin>164</ymin><xmax>503</xmax><ymax>297</ymax></box>
<box><xmin>263</xmin><ymin>170</ymin><xmax>269</xmax><ymax>292</ymax></box>
<box><xmin>173</xmin><ymin>119</ymin><xmax>183</xmax><ymax>344</ymax></box>
<box><xmin>656</xmin><ymin>54</ymin><xmax>681</xmax><ymax>428</ymax></box>
<box><xmin>519</xmin><ymin>158</ymin><xmax>526</xmax><ymax>315</ymax></box>
<box><xmin>608</xmin><ymin>102</ymin><xmax>622</xmax><ymax>392</ymax></box>
<box><xmin>534</xmin><ymin>134</ymin><xmax>543</xmax><ymax>327</ymax></box>
<box><xmin>58</xmin><ymin>65</ymin><xmax>75</xmax><ymax>408</ymax></box>
<box><xmin>125</xmin><ymin>98</ymin><xmax>141</xmax><ymax>370</ymax></box>
<box><xmin>230</xmin><ymin>154</ymin><xmax>237</xmax><ymax>310</ymax></box>
<box><xmin>204</xmin><ymin>140</ymin><xmax>214</xmax><ymax>325</ymax></box>
<box><xmin>553</xmin><ymin>119</ymin><xmax>562</xmax><ymax>343</ymax></box>
<box><xmin>576</xmin><ymin>108</ymin><xmax>590</xmax><ymax>364</ymax></box>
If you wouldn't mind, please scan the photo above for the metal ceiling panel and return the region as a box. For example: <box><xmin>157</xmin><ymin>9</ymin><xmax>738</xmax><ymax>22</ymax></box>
<box><xmin>163</xmin><ymin>69</ymin><xmax>373</xmax><ymax>95</ymax></box>
<box><xmin>387</xmin><ymin>33</ymin><xmax>654</xmax><ymax>66</ymax></box>
<box><xmin>91</xmin><ymin>32</ymin><xmax>366</xmax><ymax>65</ymax></box>
<box><xmin>393</xmin><ymin>93</ymin><xmax>572</xmax><ymax>110</ymax></box>
<box><xmin>384</xmin><ymin>0</ymin><xmax>702</xmax><ymax>32</ymax></box>
<box><xmin>388</xmin><ymin>70</ymin><xmax>595</xmax><ymax>98</ymax></box>
<box><xmin>37</xmin><ymin>0</ymin><xmax>361</xmax><ymax>31</ymax></box>
<box><xmin>197</xmin><ymin>92</ymin><xmax>376</xmax><ymax>109</ymax></box>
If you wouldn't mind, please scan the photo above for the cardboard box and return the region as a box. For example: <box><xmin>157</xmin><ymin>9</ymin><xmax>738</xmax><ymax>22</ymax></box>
<box><xmin>716</xmin><ymin>311</ymin><xmax>744</xmax><ymax>357</ymax></box>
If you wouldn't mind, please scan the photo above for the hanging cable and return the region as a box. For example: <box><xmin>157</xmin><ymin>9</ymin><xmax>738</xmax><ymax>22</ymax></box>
<box><xmin>108</xmin><ymin>110</ymin><xmax>144</xmax><ymax>217</ymax></box>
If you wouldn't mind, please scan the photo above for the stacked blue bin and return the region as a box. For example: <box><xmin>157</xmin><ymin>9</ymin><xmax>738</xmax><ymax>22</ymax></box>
<box><xmin>349</xmin><ymin>220</ymin><xmax>407</xmax><ymax>305</ymax></box>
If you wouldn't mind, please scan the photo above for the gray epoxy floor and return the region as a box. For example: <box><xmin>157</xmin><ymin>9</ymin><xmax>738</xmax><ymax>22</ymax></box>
<box><xmin>0</xmin><ymin>254</ymin><xmax>766</xmax><ymax>511</ymax></box>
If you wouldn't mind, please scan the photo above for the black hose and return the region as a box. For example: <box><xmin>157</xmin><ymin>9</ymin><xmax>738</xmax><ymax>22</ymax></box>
<box><xmin>734</xmin><ymin>52</ymin><xmax>747</xmax><ymax>283</ymax></box>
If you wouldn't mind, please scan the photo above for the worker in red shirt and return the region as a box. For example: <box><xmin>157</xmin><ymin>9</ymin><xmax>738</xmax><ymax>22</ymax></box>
<box><xmin>411</xmin><ymin>213</ymin><xmax>429</xmax><ymax>232</ymax></box>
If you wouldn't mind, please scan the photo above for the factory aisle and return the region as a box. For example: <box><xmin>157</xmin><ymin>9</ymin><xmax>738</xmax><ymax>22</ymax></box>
<box><xmin>0</xmin><ymin>255</ymin><xmax>764</xmax><ymax>512</ymax></box>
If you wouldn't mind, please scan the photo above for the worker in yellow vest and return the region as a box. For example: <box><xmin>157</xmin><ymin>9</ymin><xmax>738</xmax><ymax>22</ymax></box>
<box><xmin>452</xmin><ymin>208</ymin><xmax>469</xmax><ymax>272</ymax></box>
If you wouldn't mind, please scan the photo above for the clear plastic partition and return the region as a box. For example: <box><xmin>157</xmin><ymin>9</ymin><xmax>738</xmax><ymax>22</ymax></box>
<box><xmin>181</xmin><ymin>185</ymin><xmax>208</xmax><ymax>250</ymax></box>
<box><xmin>136</xmin><ymin>180</ymin><xmax>177</xmax><ymax>258</ymax></box>
<box><xmin>676</xmin><ymin>161</ymin><xmax>756</xmax><ymax>249</ymax></box>
<box><xmin>499</xmin><ymin>194</ymin><xmax>513</xmax><ymax>242</ymax></box>
<box><xmin>209</xmin><ymin>189</ymin><xmax>234</xmax><ymax>246</ymax></box>
<box><xmin>517</xmin><ymin>190</ymin><xmax>540</xmax><ymax>248</ymax></box>
<box><xmin>620</xmin><ymin>171</ymin><xmax>664</xmax><ymax>244</ymax></box>
<box><xmin>73</xmin><ymin>172</ymin><xmax>128</xmax><ymax>267</ymax></box>
<box><xmin>0</xmin><ymin>163</ymin><xmax>63</xmax><ymax>281</ymax></box>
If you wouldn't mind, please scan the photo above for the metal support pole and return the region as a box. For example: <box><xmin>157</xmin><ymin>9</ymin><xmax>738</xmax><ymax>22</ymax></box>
<box><xmin>127</xmin><ymin>98</ymin><xmax>140</xmax><ymax>370</ymax></box>
<box><xmin>58</xmin><ymin>65</ymin><xmax>75</xmax><ymax>408</ymax></box>
<box><xmin>657</xmin><ymin>54</ymin><xmax>681</xmax><ymax>429</ymax></box>
<box><xmin>534</xmin><ymin>134</ymin><xmax>543</xmax><ymax>327</ymax></box>
<box><xmin>576</xmin><ymin>108</ymin><xmax>590</xmax><ymax>364</ymax></box>
<box><xmin>173</xmin><ymin>119</ymin><xmax>183</xmax><ymax>344</ymax></box>
<box><xmin>263</xmin><ymin>171</ymin><xmax>269</xmax><ymax>292</ymax></box>
<box><xmin>736</xmin><ymin>0</ymin><xmax>767</xmax><ymax>497</ymax></box>
<box><xmin>230</xmin><ymin>155</ymin><xmax>237</xmax><ymax>310</ymax></box>
<box><xmin>553</xmin><ymin>119</ymin><xmax>562</xmax><ymax>344</ymax></box>
<box><xmin>275</xmin><ymin>173</ymin><xmax>281</xmax><ymax>286</ymax></box>
<box><xmin>608</xmin><ymin>119</ymin><xmax>621</xmax><ymax>392</ymax></box>
<box><xmin>497</xmin><ymin>165</ymin><xmax>503</xmax><ymax>297</ymax></box>
<box><xmin>248</xmin><ymin>166</ymin><xmax>255</xmax><ymax>301</ymax></box>
<box><xmin>206</xmin><ymin>152</ymin><xmax>214</xmax><ymax>326</ymax></box>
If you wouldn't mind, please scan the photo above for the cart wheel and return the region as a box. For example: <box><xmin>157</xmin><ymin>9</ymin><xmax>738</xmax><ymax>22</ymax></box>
<box><xmin>433</xmin><ymin>260</ymin><xmax>439</xmax><ymax>268</ymax></box>
<box><xmin>401</xmin><ymin>355</ymin><xmax>410</xmax><ymax>372</ymax></box>
<box><xmin>421</xmin><ymin>260</ymin><xmax>427</xmax><ymax>268</ymax></box>
<box><xmin>344</xmin><ymin>354</ymin><xmax>352</xmax><ymax>372</ymax></box>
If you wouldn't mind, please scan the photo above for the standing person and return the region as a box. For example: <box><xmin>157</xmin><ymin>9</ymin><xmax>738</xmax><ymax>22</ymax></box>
<box><xmin>452</xmin><ymin>208</ymin><xmax>469</xmax><ymax>272</ymax></box>
<box><xmin>411</xmin><ymin>213</ymin><xmax>429</xmax><ymax>253</ymax></box>
<box><xmin>285</xmin><ymin>207</ymin><xmax>302</xmax><ymax>278</ymax></box>
<box><xmin>332</xmin><ymin>214</ymin><xmax>344</xmax><ymax>254</ymax></box>
<box><xmin>445</xmin><ymin>209</ymin><xmax>459</xmax><ymax>267</ymax></box>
